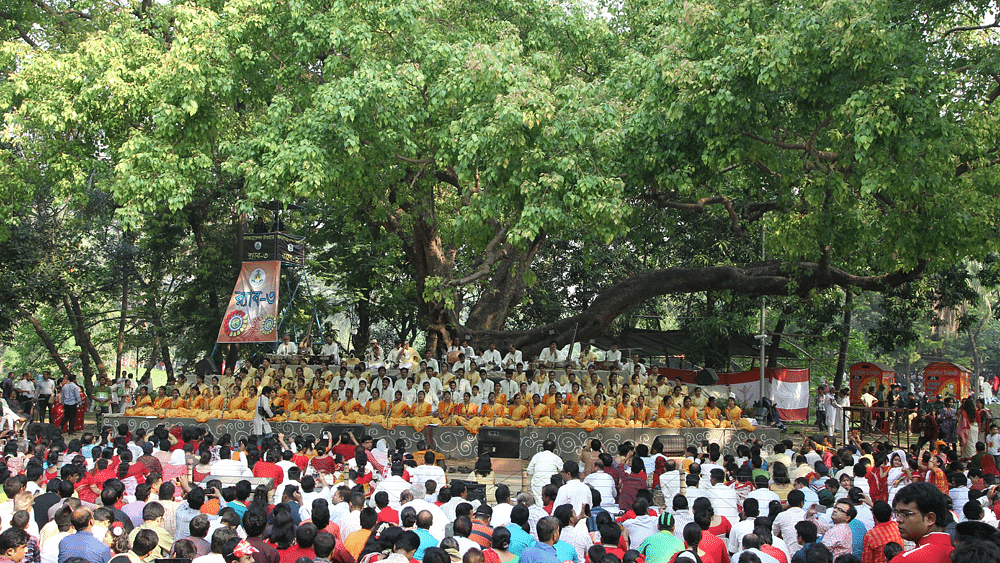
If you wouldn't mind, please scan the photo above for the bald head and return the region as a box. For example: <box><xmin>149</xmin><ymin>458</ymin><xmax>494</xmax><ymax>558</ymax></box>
<box><xmin>70</xmin><ymin>507</ymin><xmax>93</xmax><ymax>532</ymax></box>
<box><xmin>417</xmin><ymin>510</ymin><xmax>433</xmax><ymax>530</ymax></box>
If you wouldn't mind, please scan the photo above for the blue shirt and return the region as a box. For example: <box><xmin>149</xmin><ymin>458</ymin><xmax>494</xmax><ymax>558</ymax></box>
<box><xmin>849</xmin><ymin>518</ymin><xmax>868</xmax><ymax>558</ymax></box>
<box><xmin>414</xmin><ymin>528</ymin><xmax>438</xmax><ymax>561</ymax></box>
<box><xmin>226</xmin><ymin>500</ymin><xmax>248</xmax><ymax>521</ymax></box>
<box><xmin>554</xmin><ymin>540</ymin><xmax>578</xmax><ymax>563</ymax></box>
<box><xmin>61</xmin><ymin>383</ymin><xmax>80</xmax><ymax>406</ymax></box>
<box><xmin>520</xmin><ymin>542</ymin><xmax>559</xmax><ymax>563</ymax></box>
<box><xmin>58</xmin><ymin>530</ymin><xmax>111</xmax><ymax>563</ymax></box>
<box><xmin>506</xmin><ymin>524</ymin><xmax>536</xmax><ymax>556</ymax></box>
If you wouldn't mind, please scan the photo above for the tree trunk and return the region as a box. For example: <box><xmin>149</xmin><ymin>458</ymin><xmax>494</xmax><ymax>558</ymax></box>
<box><xmin>18</xmin><ymin>306</ymin><xmax>73</xmax><ymax>379</ymax></box>
<box><xmin>143</xmin><ymin>337</ymin><xmax>160</xmax><ymax>378</ymax></box>
<box><xmin>833</xmin><ymin>291</ymin><xmax>853</xmax><ymax>390</ymax></box>
<box><xmin>352</xmin><ymin>287</ymin><xmax>372</xmax><ymax>357</ymax></box>
<box><xmin>71</xmin><ymin>293</ymin><xmax>107</xmax><ymax>392</ymax></box>
<box><xmin>767</xmin><ymin>313</ymin><xmax>787</xmax><ymax>369</ymax></box>
<box><xmin>225</xmin><ymin>344</ymin><xmax>240</xmax><ymax>374</ymax></box>
<box><xmin>463</xmin><ymin>234</ymin><xmax>546</xmax><ymax>331</ymax></box>
<box><xmin>116</xmin><ymin>265</ymin><xmax>128</xmax><ymax>382</ymax></box>
<box><xmin>63</xmin><ymin>295</ymin><xmax>92</xmax><ymax>387</ymax></box>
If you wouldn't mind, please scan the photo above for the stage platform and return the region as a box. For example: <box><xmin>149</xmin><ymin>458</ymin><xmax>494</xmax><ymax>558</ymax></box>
<box><xmin>104</xmin><ymin>415</ymin><xmax>780</xmax><ymax>460</ymax></box>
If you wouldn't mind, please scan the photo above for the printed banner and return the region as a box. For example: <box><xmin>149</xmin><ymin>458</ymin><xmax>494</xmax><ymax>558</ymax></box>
<box><xmin>243</xmin><ymin>233</ymin><xmax>306</xmax><ymax>265</ymax></box>
<box><xmin>217</xmin><ymin>261</ymin><xmax>281</xmax><ymax>343</ymax></box>
<box><xmin>652</xmin><ymin>366</ymin><xmax>810</xmax><ymax>421</ymax></box>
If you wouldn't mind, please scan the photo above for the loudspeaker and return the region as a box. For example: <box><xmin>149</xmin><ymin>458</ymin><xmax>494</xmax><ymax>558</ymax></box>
<box><xmin>477</xmin><ymin>427</ymin><xmax>520</xmax><ymax>458</ymax></box>
<box><xmin>195</xmin><ymin>359</ymin><xmax>218</xmax><ymax>377</ymax></box>
<box><xmin>695</xmin><ymin>368</ymin><xmax>718</xmax><ymax>386</ymax></box>
<box><xmin>654</xmin><ymin>435</ymin><xmax>687</xmax><ymax>456</ymax></box>
<box><xmin>450</xmin><ymin>479</ymin><xmax>487</xmax><ymax>502</ymax></box>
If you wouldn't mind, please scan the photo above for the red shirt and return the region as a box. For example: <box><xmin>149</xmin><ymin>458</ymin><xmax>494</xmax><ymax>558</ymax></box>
<box><xmin>699</xmin><ymin>529</ymin><xmax>730</xmax><ymax>563</ymax></box>
<box><xmin>862</xmin><ymin>521</ymin><xmax>903</xmax><ymax>563</ymax></box>
<box><xmin>292</xmin><ymin>454</ymin><xmax>309</xmax><ymax>472</ymax></box>
<box><xmin>895</xmin><ymin>532</ymin><xmax>953</xmax><ymax>563</ymax></box>
<box><xmin>332</xmin><ymin>443</ymin><xmax>357</xmax><ymax>460</ymax></box>
<box><xmin>311</xmin><ymin>456</ymin><xmax>337</xmax><ymax>474</ymax></box>
<box><xmin>377</xmin><ymin>506</ymin><xmax>399</xmax><ymax>525</ymax></box>
<box><xmin>253</xmin><ymin>462</ymin><xmax>284</xmax><ymax>487</ymax></box>
<box><xmin>762</xmin><ymin>545</ymin><xmax>787</xmax><ymax>563</ymax></box>
<box><xmin>273</xmin><ymin>544</ymin><xmax>313</xmax><ymax>563</ymax></box>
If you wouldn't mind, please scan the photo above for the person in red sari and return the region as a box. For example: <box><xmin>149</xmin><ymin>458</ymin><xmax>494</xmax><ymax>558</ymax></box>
<box><xmin>866</xmin><ymin>452</ymin><xmax>890</xmax><ymax>503</ymax></box>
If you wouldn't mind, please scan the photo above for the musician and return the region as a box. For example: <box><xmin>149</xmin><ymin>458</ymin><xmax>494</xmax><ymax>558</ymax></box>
<box><xmin>578</xmin><ymin>344</ymin><xmax>599</xmax><ymax>367</ymax></box>
<box><xmin>276</xmin><ymin>334</ymin><xmax>298</xmax><ymax>356</ymax></box>
<box><xmin>398</xmin><ymin>340</ymin><xmax>419</xmax><ymax>371</ymax></box>
<box><xmin>500</xmin><ymin>370</ymin><xmax>519</xmax><ymax>398</ymax></box>
<box><xmin>451</xmin><ymin>353</ymin><xmax>472</xmax><ymax>375</ymax></box>
<box><xmin>425</xmin><ymin>356</ymin><xmax>440</xmax><ymax>373</ymax></box>
<box><xmin>538</xmin><ymin>342</ymin><xmax>563</xmax><ymax>366</ymax></box>
<box><xmin>480</xmin><ymin>343</ymin><xmax>502</xmax><ymax>371</ymax></box>
<box><xmin>623</xmin><ymin>354</ymin><xmax>646</xmax><ymax>378</ymax></box>
<box><xmin>501</xmin><ymin>344</ymin><xmax>523</xmax><ymax>370</ymax></box>
<box><xmin>605</xmin><ymin>344</ymin><xmax>623</xmax><ymax>369</ymax></box>
<box><xmin>387</xmin><ymin>340</ymin><xmax>405</xmax><ymax>368</ymax></box>
<box><xmin>320</xmin><ymin>336</ymin><xmax>340</xmax><ymax>362</ymax></box>
<box><xmin>365</xmin><ymin>339</ymin><xmax>384</xmax><ymax>368</ymax></box>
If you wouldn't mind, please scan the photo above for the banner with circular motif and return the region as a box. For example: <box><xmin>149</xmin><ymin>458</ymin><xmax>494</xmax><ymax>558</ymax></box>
<box><xmin>217</xmin><ymin>260</ymin><xmax>282</xmax><ymax>343</ymax></box>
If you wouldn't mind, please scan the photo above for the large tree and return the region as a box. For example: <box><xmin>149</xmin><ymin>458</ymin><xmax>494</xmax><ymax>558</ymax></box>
<box><xmin>4</xmin><ymin>0</ymin><xmax>1000</xmax><ymax>360</ymax></box>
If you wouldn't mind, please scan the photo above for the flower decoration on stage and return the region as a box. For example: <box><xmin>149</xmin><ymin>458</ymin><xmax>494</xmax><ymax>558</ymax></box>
<box><xmin>260</xmin><ymin>315</ymin><xmax>277</xmax><ymax>335</ymax></box>
<box><xmin>223</xmin><ymin>310</ymin><xmax>249</xmax><ymax>337</ymax></box>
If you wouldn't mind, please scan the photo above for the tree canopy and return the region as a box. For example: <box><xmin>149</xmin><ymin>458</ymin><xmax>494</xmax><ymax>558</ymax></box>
<box><xmin>3</xmin><ymin>0</ymin><xmax>1000</xmax><ymax>375</ymax></box>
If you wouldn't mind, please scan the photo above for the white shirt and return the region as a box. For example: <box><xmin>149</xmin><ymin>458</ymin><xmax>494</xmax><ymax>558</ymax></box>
<box><xmin>491</xmin><ymin>502</ymin><xmax>514</xmax><ymax>528</ymax></box>
<box><xmin>14</xmin><ymin>380</ymin><xmax>35</xmax><ymax>398</ymax></box>
<box><xmin>704</xmin><ymin>483</ymin><xmax>739</xmax><ymax>520</ymax></box>
<box><xmin>373</xmin><ymin>476</ymin><xmax>412</xmax><ymax>509</ymax></box>
<box><xmin>210</xmin><ymin>459</ymin><xmax>252</xmax><ymax>478</ymax></box>
<box><xmin>409</xmin><ymin>464</ymin><xmax>447</xmax><ymax>489</ymax></box>
<box><xmin>561</xmin><ymin>519</ymin><xmax>593</xmax><ymax>563</ymax></box>
<box><xmin>481</xmin><ymin>350</ymin><xmax>502</xmax><ymax>368</ymax></box>
<box><xmin>553</xmin><ymin>479</ymin><xmax>592</xmax><ymax>516</ymax></box>
<box><xmin>500</xmin><ymin>379</ymin><xmax>519</xmax><ymax>398</ymax></box>
<box><xmin>402</xmin><ymin>498</ymin><xmax>448</xmax><ymax>539</ymax></box>
<box><xmin>728</xmin><ymin>518</ymin><xmax>757</xmax><ymax>554</ymax></box>
<box><xmin>623</xmin><ymin>514</ymin><xmax>658</xmax><ymax>549</ymax></box>
<box><xmin>605</xmin><ymin>350</ymin><xmax>622</xmax><ymax>364</ymax></box>
<box><xmin>36</xmin><ymin>379</ymin><xmax>56</xmax><ymax>396</ymax></box>
<box><xmin>660</xmin><ymin>472</ymin><xmax>683</xmax><ymax>506</ymax></box>
<box><xmin>989</xmin><ymin>433</ymin><xmax>1000</xmax><ymax>456</ymax></box>
<box><xmin>733</xmin><ymin>548</ymin><xmax>780</xmax><ymax>563</ymax></box>
<box><xmin>276</xmin><ymin>342</ymin><xmax>298</xmax><ymax>355</ymax></box>
<box><xmin>526</xmin><ymin>450</ymin><xmax>564</xmax><ymax>499</ymax></box>
<box><xmin>584</xmin><ymin>472</ymin><xmax>618</xmax><ymax>507</ymax></box>
<box><xmin>502</xmin><ymin>351</ymin><xmax>523</xmax><ymax>368</ymax></box>
<box><xmin>854</xmin><ymin>503</ymin><xmax>875</xmax><ymax>530</ymax></box>
<box><xmin>538</xmin><ymin>348</ymin><xmax>562</xmax><ymax>364</ymax></box>
<box><xmin>320</xmin><ymin>342</ymin><xmax>339</xmax><ymax>359</ymax></box>
<box><xmin>746</xmin><ymin>487</ymin><xmax>781</xmax><ymax>507</ymax></box>
<box><xmin>771</xmin><ymin>506</ymin><xmax>805</xmax><ymax>547</ymax></box>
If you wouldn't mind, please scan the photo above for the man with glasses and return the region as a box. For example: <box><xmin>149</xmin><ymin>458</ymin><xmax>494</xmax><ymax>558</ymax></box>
<box><xmin>891</xmin><ymin>482</ymin><xmax>953</xmax><ymax>563</ymax></box>
<box><xmin>806</xmin><ymin>499</ymin><xmax>855</xmax><ymax>559</ymax></box>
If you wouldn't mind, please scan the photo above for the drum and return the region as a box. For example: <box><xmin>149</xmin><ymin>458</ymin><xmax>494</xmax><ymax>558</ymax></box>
<box><xmin>447</xmin><ymin>350</ymin><xmax>461</xmax><ymax>364</ymax></box>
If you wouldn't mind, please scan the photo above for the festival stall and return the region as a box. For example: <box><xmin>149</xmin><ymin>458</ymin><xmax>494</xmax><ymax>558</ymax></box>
<box><xmin>923</xmin><ymin>361</ymin><xmax>971</xmax><ymax>399</ymax></box>
<box><xmin>849</xmin><ymin>362</ymin><xmax>895</xmax><ymax>402</ymax></box>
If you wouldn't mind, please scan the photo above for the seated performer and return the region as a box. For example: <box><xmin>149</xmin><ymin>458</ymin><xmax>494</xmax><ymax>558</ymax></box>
<box><xmin>479</xmin><ymin>392</ymin><xmax>505</xmax><ymax>424</ymax></box>
<box><xmin>385</xmin><ymin>390</ymin><xmax>411</xmax><ymax>429</ymax></box>
<box><xmin>436</xmin><ymin>390</ymin><xmax>457</xmax><ymax>425</ymax></box>
<box><xmin>725</xmin><ymin>397</ymin><xmax>755</xmax><ymax>430</ymax></box>
<box><xmin>593</xmin><ymin>393</ymin><xmax>611</xmax><ymax>422</ymax></box>
<box><xmin>571</xmin><ymin>394</ymin><xmax>593</xmax><ymax>424</ymax></box>
<box><xmin>188</xmin><ymin>388</ymin><xmax>206</xmax><ymax>410</ymax></box>
<box><xmin>362</xmin><ymin>387</ymin><xmax>387</xmax><ymax>423</ymax></box>
<box><xmin>703</xmin><ymin>396</ymin><xmax>724</xmax><ymax>428</ymax></box>
<box><xmin>454</xmin><ymin>392</ymin><xmax>482</xmax><ymax>433</ymax></box>
<box><xmin>506</xmin><ymin>394</ymin><xmax>531</xmax><ymax>428</ymax></box>
<box><xmin>655</xmin><ymin>397</ymin><xmax>681</xmax><ymax>428</ymax></box>
<box><xmin>679</xmin><ymin>396</ymin><xmax>702</xmax><ymax>427</ymax></box>
<box><xmin>209</xmin><ymin>386</ymin><xmax>226</xmax><ymax>410</ymax></box>
<box><xmin>153</xmin><ymin>387</ymin><xmax>172</xmax><ymax>410</ymax></box>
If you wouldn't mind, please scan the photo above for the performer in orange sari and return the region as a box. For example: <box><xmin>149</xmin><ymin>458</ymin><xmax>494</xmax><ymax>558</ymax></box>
<box><xmin>359</xmin><ymin>388</ymin><xmax>387</xmax><ymax>424</ymax></box>
<box><xmin>408</xmin><ymin>391</ymin><xmax>436</xmax><ymax>432</ymax></box>
<box><xmin>209</xmin><ymin>386</ymin><xmax>226</xmax><ymax>410</ymax></box>
<box><xmin>703</xmin><ymin>396</ymin><xmax>724</xmax><ymax>428</ymax></box>
<box><xmin>655</xmin><ymin>398</ymin><xmax>681</xmax><ymax>428</ymax></box>
<box><xmin>455</xmin><ymin>393</ymin><xmax>483</xmax><ymax>432</ymax></box>
<box><xmin>436</xmin><ymin>391</ymin><xmax>458</xmax><ymax>425</ymax></box>
<box><xmin>326</xmin><ymin>390</ymin><xmax>343</xmax><ymax>415</ymax></box>
<box><xmin>152</xmin><ymin>388</ymin><xmax>172</xmax><ymax>410</ymax></box>
<box><xmin>725</xmin><ymin>397</ymin><xmax>754</xmax><ymax>430</ymax></box>
<box><xmin>384</xmin><ymin>390</ymin><xmax>411</xmax><ymax>430</ymax></box>
<box><xmin>530</xmin><ymin>395</ymin><xmax>549</xmax><ymax>425</ymax></box>
<box><xmin>571</xmin><ymin>394</ymin><xmax>593</xmax><ymax>424</ymax></box>
<box><xmin>506</xmin><ymin>394</ymin><xmax>531</xmax><ymax>428</ymax></box>
<box><xmin>593</xmin><ymin>394</ymin><xmax>611</xmax><ymax>423</ymax></box>
<box><xmin>634</xmin><ymin>396</ymin><xmax>652</xmax><ymax>426</ymax></box>
<box><xmin>541</xmin><ymin>394</ymin><xmax>567</xmax><ymax>427</ymax></box>
<box><xmin>479</xmin><ymin>393</ymin><xmax>506</xmax><ymax>425</ymax></box>
<box><xmin>679</xmin><ymin>396</ymin><xmax>702</xmax><ymax>427</ymax></box>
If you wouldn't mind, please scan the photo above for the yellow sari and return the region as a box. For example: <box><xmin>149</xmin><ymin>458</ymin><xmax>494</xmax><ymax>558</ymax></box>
<box><xmin>726</xmin><ymin>406</ymin><xmax>755</xmax><ymax>430</ymax></box>
<box><xmin>656</xmin><ymin>404</ymin><xmax>681</xmax><ymax>428</ymax></box>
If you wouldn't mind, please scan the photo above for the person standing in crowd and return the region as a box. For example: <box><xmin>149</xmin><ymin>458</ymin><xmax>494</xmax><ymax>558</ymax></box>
<box><xmin>59</xmin><ymin>376</ymin><xmax>81</xmax><ymax>434</ymax></box>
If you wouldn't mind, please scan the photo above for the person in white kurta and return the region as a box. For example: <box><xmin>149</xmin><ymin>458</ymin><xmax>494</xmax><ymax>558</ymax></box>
<box><xmin>526</xmin><ymin>441</ymin><xmax>564</xmax><ymax>503</ymax></box>
<box><xmin>253</xmin><ymin>388</ymin><xmax>275</xmax><ymax>435</ymax></box>
<box><xmin>832</xmin><ymin>390</ymin><xmax>849</xmax><ymax>435</ymax></box>
<box><xmin>824</xmin><ymin>392</ymin><xmax>838</xmax><ymax>436</ymax></box>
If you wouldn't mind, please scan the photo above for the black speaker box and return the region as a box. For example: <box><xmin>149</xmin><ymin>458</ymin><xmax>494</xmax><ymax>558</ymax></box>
<box><xmin>695</xmin><ymin>368</ymin><xmax>718</xmax><ymax>386</ymax></box>
<box><xmin>477</xmin><ymin>427</ymin><xmax>520</xmax><ymax>458</ymax></box>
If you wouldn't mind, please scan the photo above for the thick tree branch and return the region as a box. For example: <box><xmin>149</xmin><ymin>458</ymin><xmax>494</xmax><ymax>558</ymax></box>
<box><xmin>444</xmin><ymin>223</ymin><xmax>512</xmax><ymax>287</ymax></box>
<box><xmin>742</xmin><ymin>131</ymin><xmax>839</xmax><ymax>161</ymax></box>
<box><xmin>656</xmin><ymin>194</ymin><xmax>743</xmax><ymax>235</ymax></box>
<box><xmin>459</xmin><ymin>258</ymin><xmax>928</xmax><ymax>357</ymax></box>
<box><xmin>938</xmin><ymin>19</ymin><xmax>1000</xmax><ymax>40</ymax></box>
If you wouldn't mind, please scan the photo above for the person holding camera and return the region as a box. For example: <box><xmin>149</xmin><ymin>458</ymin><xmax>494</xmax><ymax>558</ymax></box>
<box><xmin>253</xmin><ymin>386</ymin><xmax>282</xmax><ymax>436</ymax></box>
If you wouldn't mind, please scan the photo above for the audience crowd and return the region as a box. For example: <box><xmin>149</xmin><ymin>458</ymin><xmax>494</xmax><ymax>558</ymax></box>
<box><xmin>0</xmin><ymin>422</ymin><xmax>995</xmax><ymax>563</ymax></box>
